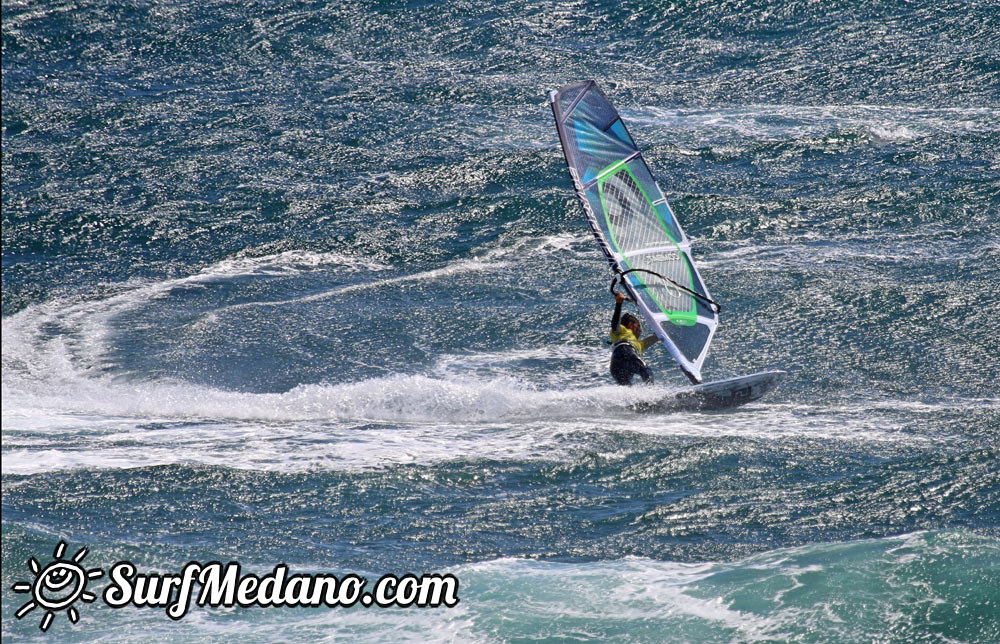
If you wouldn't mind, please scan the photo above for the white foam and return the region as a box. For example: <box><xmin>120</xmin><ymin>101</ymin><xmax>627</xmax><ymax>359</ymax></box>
<box><xmin>629</xmin><ymin>104</ymin><xmax>1000</xmax><ymax>142</ymax></box>
<box><xmin>4</xmin><ymin>273</ymin><xmax>976</xmax><ymax>476</ymax></box>
<box><xmin>2</xmin><ymin>249</ymin><xmax>389</xmax><ymax>384</ymax></box>
<box><xmin>30</xmin><ymin>532</ymin><xmax>986</xmax><ymax>643</ymax></box>
<box><xmin>318</xmin><ymin>256</ymin><xmax>509</xmax><ymax>299</ymax></box>
<box><xmin>698</xmin><ymin>237</ymin><xmax>984</xmax><ymax>271</ymax></box>
<box><xmin>867</xmin><ymin>124</ymin><xmax>918</xmax><ymax>142</ymax></box>
<box><xmin>452</xmin><ymin>556</ymin><xmax>774</xmax><ymax>638</ymax></box>
<box><xmin>3</xmin><ymin>241</ymin><xmax>982</xmax><ymax>476</ymax></box>
<box><xmin>4</xmin><ymin>285</ymin><xmax>975</xmax><ymax>476</ymax></box>
<box><xmin>0</xmin><ymin>240</ymin><xmax>534</xmax><ymax>399</ymax></box>
<box><xmin>3</xmin><ymin>369</ymin><xmax>975</xmax><ymax>476</ymax></box>
<box><xmin>178</xmin><ymin>234</ymin><xmax>590</xmax><ymax>308</ymax></box>
<box><xmin>199</xmin><ymin>249</ymin><xmax>392</xmax><ymax>276</ymax></box>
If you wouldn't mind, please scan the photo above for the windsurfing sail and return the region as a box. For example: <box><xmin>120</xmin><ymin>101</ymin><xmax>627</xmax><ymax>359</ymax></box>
<box><xmin>549</xmin><ymin>81</ymin><xmax>718</xmax><ymax>384</ymax></box>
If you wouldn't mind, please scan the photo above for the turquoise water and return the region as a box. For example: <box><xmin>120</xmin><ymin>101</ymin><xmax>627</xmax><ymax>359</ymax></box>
<box><xmin>3</xmin><ymin>0</ymin><xmax>999</xmax><ymax>641</ymax></box>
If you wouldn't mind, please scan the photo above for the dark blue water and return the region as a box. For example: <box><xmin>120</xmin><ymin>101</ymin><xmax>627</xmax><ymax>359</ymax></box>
<box><xmin>3</xmin><ymin>1</ymin><xmax>999</xmax><ymax>641</ymax></box>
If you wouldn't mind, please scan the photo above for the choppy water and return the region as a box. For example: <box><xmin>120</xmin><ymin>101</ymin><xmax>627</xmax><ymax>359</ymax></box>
<box><xmin>3</xmin><ymin>1</ymin><xmax>999</xmax><ymax>642</ymax></box>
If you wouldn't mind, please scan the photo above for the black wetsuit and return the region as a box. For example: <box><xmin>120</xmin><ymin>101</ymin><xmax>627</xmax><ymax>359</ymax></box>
<box><xmin>609</xmin><ymin>299</ymin><xmax>655</xmax><ymax>386</ymax></box>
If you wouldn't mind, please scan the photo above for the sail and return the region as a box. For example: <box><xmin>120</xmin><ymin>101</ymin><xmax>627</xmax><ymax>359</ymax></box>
<box><xmin>549</xmin><ymin>81</ymin><xmax>718</xmax><ymax>384</ymax></box>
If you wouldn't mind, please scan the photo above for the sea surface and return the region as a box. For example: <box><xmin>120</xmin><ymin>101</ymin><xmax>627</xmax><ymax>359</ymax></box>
<box><xmin>3</xmin><ymin>1</ymin><xmax>999</xmax><ymax>642</ymax></box>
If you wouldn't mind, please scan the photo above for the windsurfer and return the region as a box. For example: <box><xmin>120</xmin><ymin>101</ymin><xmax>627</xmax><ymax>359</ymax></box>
<box><xmin>610</xmin><ymin>291</ymin><xmax>659</xmax><ymax>385</ymax></box>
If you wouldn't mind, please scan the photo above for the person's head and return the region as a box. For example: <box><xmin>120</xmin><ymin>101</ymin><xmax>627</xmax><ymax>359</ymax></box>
<box><xmin>621</xmin><ymin>312</ymin><xmax>641</xmax><ymax>336</ymax></box>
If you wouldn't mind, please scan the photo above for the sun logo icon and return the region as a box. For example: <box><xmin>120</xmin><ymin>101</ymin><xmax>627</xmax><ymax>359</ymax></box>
<box><xmin>11</xmin><ymin>540</ymin><xmax>104</xmax><ymax>632</ymax></box>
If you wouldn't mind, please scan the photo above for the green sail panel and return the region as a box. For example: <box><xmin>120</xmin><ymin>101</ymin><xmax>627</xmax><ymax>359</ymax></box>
<box><xmin>549</xmin><ymin>81</ymin><xmax>718</xmax><ymax>384</ymax></box>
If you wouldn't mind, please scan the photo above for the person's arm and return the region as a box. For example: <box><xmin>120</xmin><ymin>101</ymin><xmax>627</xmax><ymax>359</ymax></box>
<box><xmin>611</xmin><ymin>292</ymin><xmax>625</xmax><ymax>333</ymax></box>
<box><xmin>640</xmin><ymin>334</ymin><xmax>660</xmax><ymax>351</ymax></box>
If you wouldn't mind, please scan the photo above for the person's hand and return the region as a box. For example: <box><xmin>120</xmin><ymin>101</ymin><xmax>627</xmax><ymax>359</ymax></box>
<box><xmin>615</xmin><ymin>291</ymin><xmax>627</xmax><ymax>305</ymax></box>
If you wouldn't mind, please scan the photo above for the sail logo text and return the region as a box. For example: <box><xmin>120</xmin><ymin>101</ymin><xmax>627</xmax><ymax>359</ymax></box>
<box><xmin>104</xmin><ymin>562</ymin><xmax>460</xmax><ymax>619</ymax></box>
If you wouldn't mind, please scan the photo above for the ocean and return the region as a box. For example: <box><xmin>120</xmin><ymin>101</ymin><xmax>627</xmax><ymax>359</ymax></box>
<box><xmin>2</xmin><ymin>0</ymin><xmax>999</xmax><ymax>641</ymax></box>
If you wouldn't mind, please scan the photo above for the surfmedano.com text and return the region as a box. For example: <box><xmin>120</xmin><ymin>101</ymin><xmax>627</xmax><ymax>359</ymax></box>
<box><xmin>104</xmin><ymin>562</ymin><xmax>460</xmax><ymax>619</ymax></box>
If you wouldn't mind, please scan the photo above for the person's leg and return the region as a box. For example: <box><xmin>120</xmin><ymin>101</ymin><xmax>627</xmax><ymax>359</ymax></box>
<box><xmin>610</xmin><ymin>344</ymin><xmax>633</xmax><ymax>385</ymax></box>
<box><xmin>611</xmin><ymin>343</ymin><xmax>647</xmax><ymax>386</ymax></box>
